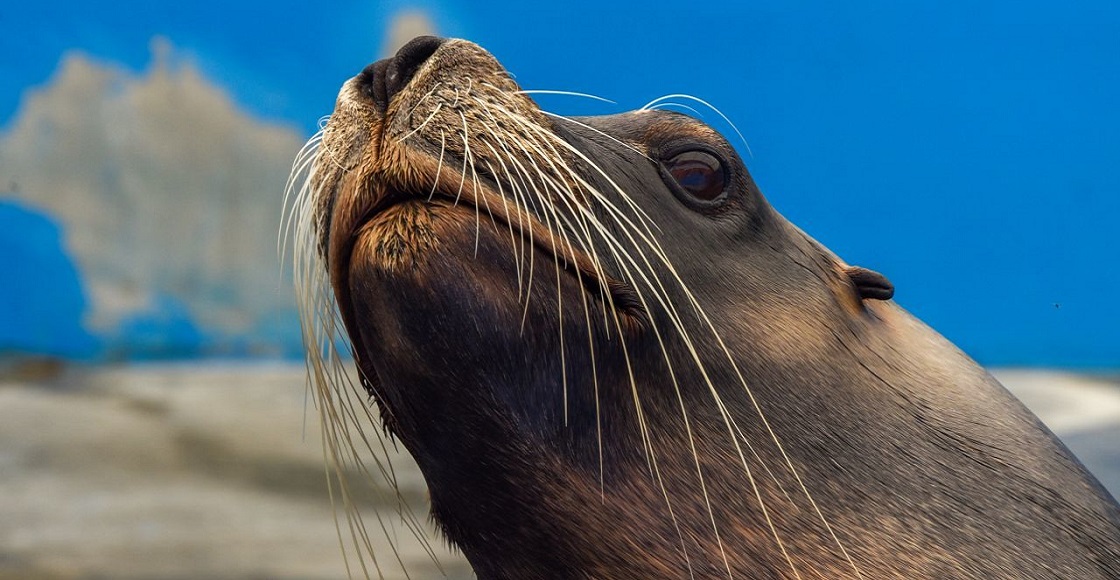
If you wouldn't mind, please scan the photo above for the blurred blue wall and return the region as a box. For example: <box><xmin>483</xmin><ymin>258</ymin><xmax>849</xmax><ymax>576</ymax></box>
<box><xmin>0</xmin><ymin>201</ymin><xmax>97</xmax><ymax>358</ymax></box>
<box><xmin>2</xmin><ymin>1</ymin><xmax>1117</xmax><ymax>367</ymax></box>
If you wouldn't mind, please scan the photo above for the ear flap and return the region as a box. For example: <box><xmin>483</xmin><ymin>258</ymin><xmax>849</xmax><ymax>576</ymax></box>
<box><xmin>844</xmin><ymin>266</ymin><xmax>894</xmax><ymax>301</ymax></box>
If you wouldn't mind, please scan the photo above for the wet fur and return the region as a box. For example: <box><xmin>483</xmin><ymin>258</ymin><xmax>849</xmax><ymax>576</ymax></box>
<box><xmin>286</xmin><ymin>38</ymin><xmax>1120</xmax><ymax>578</ymax></box>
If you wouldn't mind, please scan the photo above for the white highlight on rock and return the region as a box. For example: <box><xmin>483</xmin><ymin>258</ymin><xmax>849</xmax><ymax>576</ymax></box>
<box><xmin>995</xmin><ymin>369</ymin><xmax>1120</xmax><ymax>434</ymax></box>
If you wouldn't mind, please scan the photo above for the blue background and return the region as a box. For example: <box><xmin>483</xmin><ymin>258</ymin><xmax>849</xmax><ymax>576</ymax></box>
<box><xmin>2</xmin><ymin>0</ymin><xmax>1117</xmax><ymax>367</ymax></box>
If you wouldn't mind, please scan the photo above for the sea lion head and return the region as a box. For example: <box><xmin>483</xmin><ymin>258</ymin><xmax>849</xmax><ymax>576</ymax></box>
<box><xmin>288</xmin><ymin>37</ymin><xmax>1120</xmax><ymax>579</ymax></box>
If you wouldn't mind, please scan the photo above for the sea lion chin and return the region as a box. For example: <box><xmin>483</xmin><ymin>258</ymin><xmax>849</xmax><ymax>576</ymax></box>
<box><xmin>289</xmin><ymin>36</ymin><xmax>1120</xmax><ymax>578</ymax></box>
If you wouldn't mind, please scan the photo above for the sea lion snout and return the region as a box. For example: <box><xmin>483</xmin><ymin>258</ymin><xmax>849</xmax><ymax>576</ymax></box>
<box><xmin>355</xmin><ymin>35</ymin><xmax>447</xmax><ymax>112</ymax></box>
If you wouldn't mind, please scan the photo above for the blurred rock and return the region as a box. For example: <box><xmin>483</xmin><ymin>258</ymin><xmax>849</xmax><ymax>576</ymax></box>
<box><xmin>992</xmin><ymin>369</ymin><xmax>1120</xmax><ymax>494</ymax></box>
<box><xmin>0</xmin><ymin>363</ymin><xmax>471</xmax><ymax>579</ymax></box>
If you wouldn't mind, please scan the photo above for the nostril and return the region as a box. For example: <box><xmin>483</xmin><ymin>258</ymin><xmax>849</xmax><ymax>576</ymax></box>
<box><xmin>384</xmin><ymin>36</ymin><xmax>446</xmax><ymax>101</ymax></box>
<box><xmin>356</xmin><ymin>58</ymin><xmax>392</xmax><ymax>111</ymax></box>
<box><xmin>354</xmin><ymin>36</ymin><xmax>446</xmax><ymax>113</ymax></box>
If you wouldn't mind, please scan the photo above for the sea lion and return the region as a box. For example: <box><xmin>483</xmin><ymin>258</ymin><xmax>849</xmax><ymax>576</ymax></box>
<box><xmin>287</xmin><ymin>36</ymin><xmax>1120</xmax><ymax>578</ymax></box>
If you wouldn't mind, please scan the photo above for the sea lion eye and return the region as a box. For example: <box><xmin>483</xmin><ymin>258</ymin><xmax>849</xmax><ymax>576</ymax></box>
<box><xmin>665</xmin><ymin>150</ymin><xmax>727</xmax><ymax>201</ymax></box>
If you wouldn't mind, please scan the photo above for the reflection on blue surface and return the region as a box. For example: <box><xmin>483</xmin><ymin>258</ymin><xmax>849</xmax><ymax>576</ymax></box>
<box><xmin>0</xmin><ymin>200</ymin><xmax>97</xmax><ymax>358</ymax></box>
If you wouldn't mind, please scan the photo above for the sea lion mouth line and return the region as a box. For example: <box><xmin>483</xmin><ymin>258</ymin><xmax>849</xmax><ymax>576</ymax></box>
<box><xmin>352</xmin><ymin>173</ymin><xmax>650</xmax><ymax>328</ymax></box>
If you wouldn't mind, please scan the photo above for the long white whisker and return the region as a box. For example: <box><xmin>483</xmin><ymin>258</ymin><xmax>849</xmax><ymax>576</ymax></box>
<box><xmin>515</xmin><ymin>89</ymin><xmax>617</xmax><ymax>104</ymax></box>
<box><xmin>477</xmin><ymin>106</ymin><xmax>733</xmax><ymax>575</ymax></box>
<box><xmin>646</xmin><ymin>102</ymin><xmax>705</xmax><ymax>118</ymax></box>
<box><xmin>499</xmin><ymin>107</ymin><xmax>825</xmax><ymax>578</ymax></box>
<box><xmin>397</xmin><ymin>103</ymin><xmax>444</xmax><ymax>143</ymax></box>
<box><xmin>289</xmin><ymin>131</ymin><xmax>447</xmax><ymax>579</ymax></box>
<box><xmin>641</xmin><ymin>94</ymin><xmax>753</xmax><ymax>157</ymax></box>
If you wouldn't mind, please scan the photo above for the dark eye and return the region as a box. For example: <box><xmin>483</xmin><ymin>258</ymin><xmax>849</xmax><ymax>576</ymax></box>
<box><xmin>664</xmin><ymin>150</ymin><xmax>727</xmax><ymax>201</ymax></box>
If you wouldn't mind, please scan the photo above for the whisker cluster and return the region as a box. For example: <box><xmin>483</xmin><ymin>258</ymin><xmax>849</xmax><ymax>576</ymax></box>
<box><xmin>283</xmin><ymin>77</ymin><xmax>861</xmax><ymax>578</ymax></box>
<box><xmin>283</xmin><ymin>128</ymin><xmax>446</xmax><ymax>580</ymax></box>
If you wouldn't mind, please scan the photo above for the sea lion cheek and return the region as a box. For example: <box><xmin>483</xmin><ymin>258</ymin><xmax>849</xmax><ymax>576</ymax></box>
<box><xmin>722</xmin><ymin>300</ymin><xmax>834</xmax><ymax>366</ymax></box>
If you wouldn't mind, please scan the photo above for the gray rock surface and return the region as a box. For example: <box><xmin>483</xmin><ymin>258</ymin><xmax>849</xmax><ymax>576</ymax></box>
<box><xmin>0</xmin><ymin>364</ymin><xmax>1116</xmax><ymax>579</ymax></box>
<box><xmin>0</xmin><ymin>364</ymin><xmax>471</xmax><ymax>580</ymax></box>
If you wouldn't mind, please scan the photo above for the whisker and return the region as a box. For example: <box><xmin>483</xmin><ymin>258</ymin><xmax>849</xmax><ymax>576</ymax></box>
<box><xmin>397</xmin><ymin>103</ymin><xmax>444</xmax><ymax>143</ymax></box>
<box><xmin>646</xmin><ymin>102</ymin><xmax>705</xmax><ymax>118</ymax></box>
<box><xmin>499</xmin><ymin>108</ymin><xmax>819</xmax><ymax>578</ymax></box>
<box><xmin>472</xmin><ymin>105</ymin><xmax>725</xmax><ymax>577</ymax></box>
<box><xmin>641</xmin><ymin>94</ymin><xmax>753</xmax><ymax>157</ymax></box>
<box><xmin>515</xmin><ymin>89</ymin><xmax>617</xmax><ymax>104</ymax></box>
<box><xmin>288</xmin><ymin>137</ymin><xmax>446</xmax><ymax>579</ymax></box>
